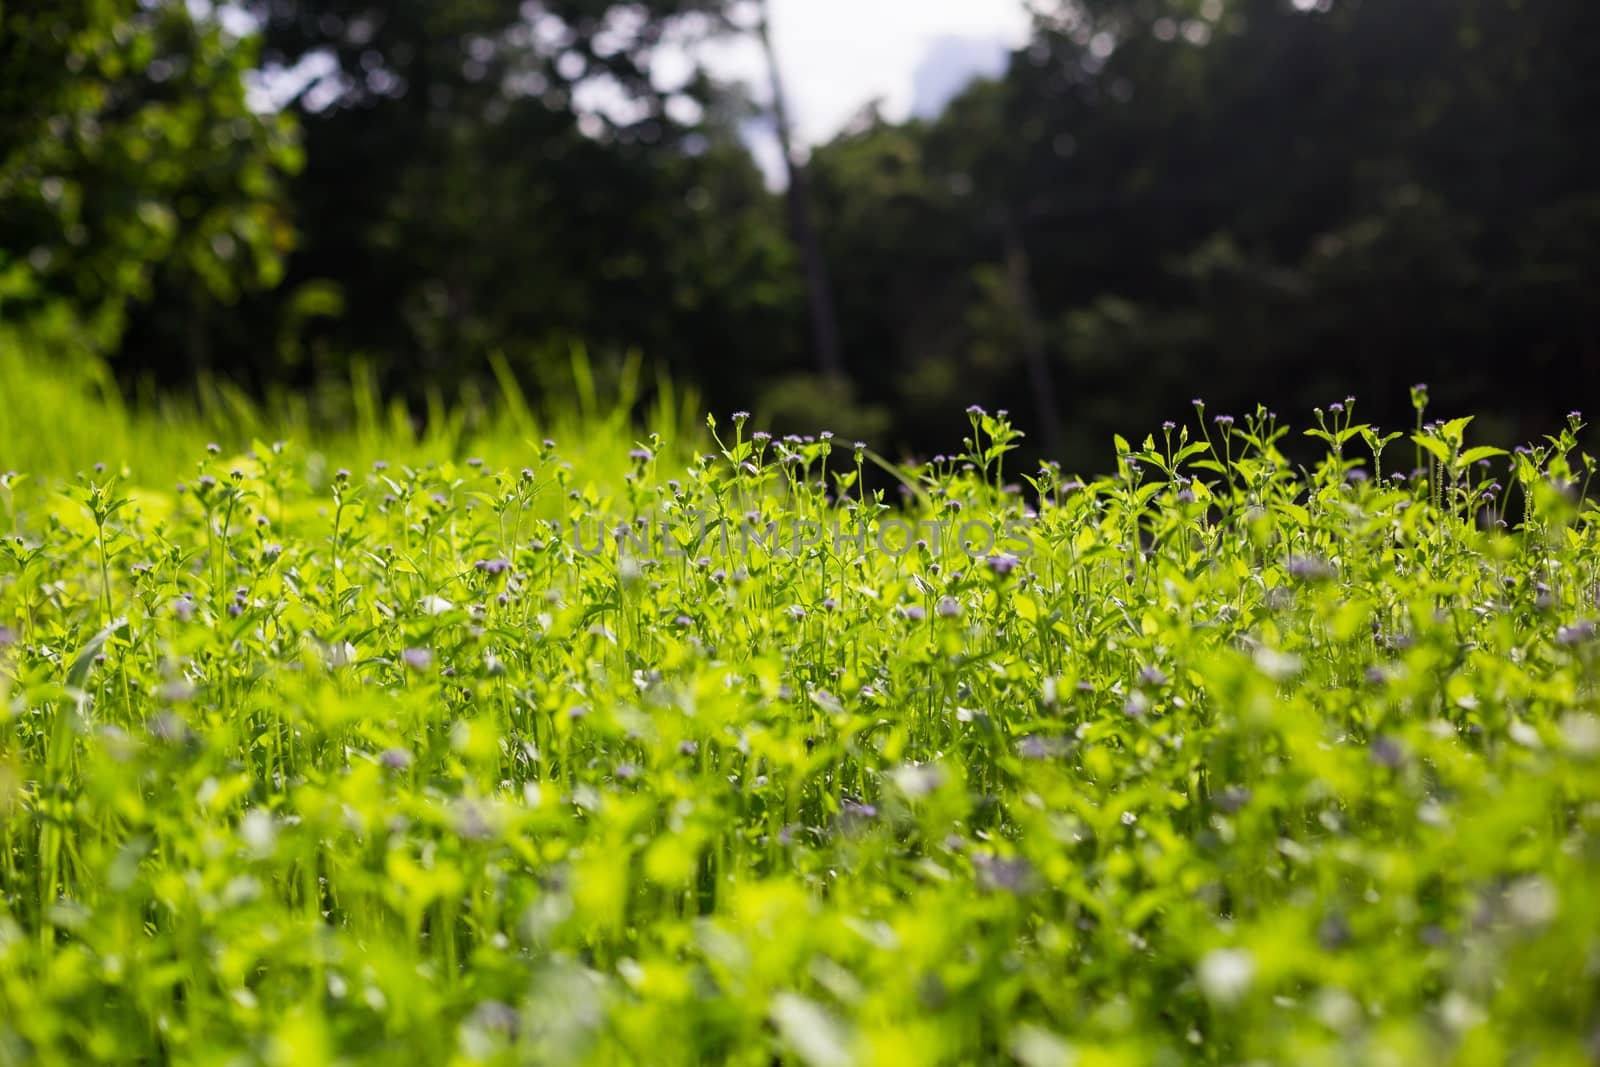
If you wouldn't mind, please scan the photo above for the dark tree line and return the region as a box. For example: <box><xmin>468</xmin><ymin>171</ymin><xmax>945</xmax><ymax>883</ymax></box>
<box><xmin>4</xmin><ymin>0</ymin><xmax>1598</xmax><ymax>466</ymax></box>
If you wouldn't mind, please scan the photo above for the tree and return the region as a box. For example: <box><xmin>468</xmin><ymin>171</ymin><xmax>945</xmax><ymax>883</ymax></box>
<box><xmin>234</xmin><ymin>0</ymin><xmax>802</xmax><ymax>405</ymax></box>
<box><xmin>0</xmin><ymin>1</ymin><xmax>299</xmax><ymax>357</ymax></box>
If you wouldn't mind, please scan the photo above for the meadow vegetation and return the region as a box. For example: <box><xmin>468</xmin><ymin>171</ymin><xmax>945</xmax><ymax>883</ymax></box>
<box><xmin>1</xmin><ymin>354</ymin><xmax>1598</xmax><ymax>1064</ymax></box>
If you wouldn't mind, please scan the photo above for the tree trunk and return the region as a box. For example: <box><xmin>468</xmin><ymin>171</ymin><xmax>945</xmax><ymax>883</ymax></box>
<box><xmin>755</xmin><ymin>2</ymin><xmax>843</xmax><ymax>380</ymax></box>
<box><xmin>1000</xmin><ymin>209</ymin><xmax>1064</xmax><ymax>459</ymax></box>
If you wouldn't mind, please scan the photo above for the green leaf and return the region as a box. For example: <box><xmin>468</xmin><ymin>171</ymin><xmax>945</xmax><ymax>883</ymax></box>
<box><xmin>1412</xmin><ymin>433</ymin><xmax>1452</xmax><ymax>465</ymax></box>
<box><xmin>67</xmin><ymin>617</ymin><xmax>129</xmax><ymax>690</ymax></box>
<box><xmin>1458</xmin><ymin>446</ymin><xmax>1508</xmax><ymax>466</ymax></box>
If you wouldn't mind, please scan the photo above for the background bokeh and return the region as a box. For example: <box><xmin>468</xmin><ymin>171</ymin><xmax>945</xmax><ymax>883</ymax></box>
<box><xmin>3</xmin><ymin>0</ymin><xmax>1596</xmax><ymax>468</ymax></box>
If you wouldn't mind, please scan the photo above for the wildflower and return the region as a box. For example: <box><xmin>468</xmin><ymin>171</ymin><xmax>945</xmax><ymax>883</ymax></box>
<box><xmin>1213</xmin><ymin>786</ymin><xmax>1252</xmax><ymax>814</ymax></box>
<box><xmin>1504</xmin><ymin>876</ymin><xmax>1558</xmax><ymax>927</ymax></box>
<box><xmin>475</xmin><ymin>558</ymin><xmax>513</xmax><ymax>576</ymax></box>
<box><xmin>891</xmin><ymin>762</ymin><xmax>945</xmax><ymax>799</ymax></box>
<box><xmin>1018</xmin><ymin>735</ymin><xmax>1070</xmax><ymax>760</ymax></box>
<box><xmin>1287</xmin><ymin>555</ymin><xmax>1335</xmax><ymax>582</ymax></box>
<box><xmin>1556</xmin><ymin>620</ymin><xmax>1596</xmax><ymax>646</ymax></box>
<box><xmin>936</xmin><ymin>596</ymin><xmax>962</xmax><ymax>618</ymax></box>
<box><xmin>454</xmin><ymin>802</ymin><xmax>493</xmax><ymax>841</ymax></box>
<box><xmin>1369</xmin><ymin>735</ymin><xmax>1406</xmax><ymax>769</ymax></box>
<box><xmin>987</xmin><ymin>554</ymin><xmax>1019</xmax><ymax>577</ymax></box>
<box><xmin>401</xmin><ymin>647</ymin><xmax>434</xmax><ymax>671</ymax></box>
<box><xmin>1197</xmin><ymin>948</ymin><xmax>1255</xmax><ymax>1006</ymax></box>
<box><xmin>147</xmin><ymin>711</ymin><xmax>190</xmax><ymax>745</ymax></box>
<box><xmin>467</xmin><ymin>1001</ymin><xmax>520</xmax><ymax>1039</ymax></box>
<box><xmin>838</xmin><ymin>801</ymin><xmax>878</xmax><ymax>833</ymax></box>
<box><xmin>379</xmin><ymin>747</ymin><xmax>414</xmax><ymax>770</ymax></box>
<box><xmin>903</xmin><ymin>604</ymin><xmax>926</xmax><ymax>622</ymax></box>
<box><xmin>974</xmin><ymin>854</ymin><xmax>1036</xmax><ymax>894</ymax></box>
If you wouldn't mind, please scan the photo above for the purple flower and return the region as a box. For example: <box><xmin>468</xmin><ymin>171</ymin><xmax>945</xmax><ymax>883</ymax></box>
<box><xmin>475</xmin><ymin>558</ymin><xmax>512</xmax><ymax>576</ymax></box>
<box><xmin>1557</xmin><ymin>621</ymin><xmax>1597</xmax><ymax>646</ymax></box>
<box><xmin>987</xmin><ymin>554</ymin><xmax>1019</xmax><ymax>577</ymax></box>
<box><xmin>0</xmin><ymin>625</ymin><xmax>17</xmax><ymax>648</ymax></box>
<box><xmin>1369</xmin><ymin>736</ymin><xmax>1406</xmax><ymax>769</ymax></box>
<box><xmin>628</xmin><ymin>448</ymin><xmax>653</xmax><ymax>463</ymax></box>
<box><xmin>974</xmin><ymin>854</ymin><xmax>1036</xmax><ymax>894</ymax></box>
<box><xmin>838</xmin><ymin>801</ymin><xmax>878</xmax><ymax>833</ymax></box>
<box><xmin>401</xmin><ymin>647</ymin><xmax>434</xmax><ymax>671</ymax></box>
<box><xmin>1018</xmin><ymin>735</ymin><xmax>1070</xmax><ymax>760</ymax></box>
<box><xmin>936</xmin><ymin>596</ymin><xmax>962</xmax><ymax>618</ymax></box>
<box><xmin>1138</xmin><ymin>665</ymin><xmax>1169</xmax><ymax>687</ymax></box>
<box><xmin>965</xmin><ymin>404</ymin><xmax>987</xmax><ymax>417</ymax></box>
<box><xmin>903</xmin><ymin>604</ymin><xmax>926</xmax><ymax>622</ymax></box>
<box><xmin>379</xmin><ymin>747</ymin><xmax>414</xmax><ymax>770</ymax></box>
<box><xmin>1287</xmin><ymin>555</ymin><xmax>1335</xmax><ymax>582</ymax></box>
<box><xmin>1213</xmin><ymin>786</ymin><xmax>1252</xmax><ymax>814</ymax></box>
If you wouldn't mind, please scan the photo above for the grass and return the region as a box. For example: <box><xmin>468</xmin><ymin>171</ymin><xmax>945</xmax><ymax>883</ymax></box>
<box><xmin>1</xmin><ymin>353</ymin><xmax>1598</xmax><ymax>1065</ymax></box>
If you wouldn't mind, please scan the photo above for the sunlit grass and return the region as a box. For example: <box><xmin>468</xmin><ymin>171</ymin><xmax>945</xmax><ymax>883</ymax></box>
<box><xmin>1</xmin><ymin>363</ymin><xmax>1597</xmax><ymax>1065</ymax></box>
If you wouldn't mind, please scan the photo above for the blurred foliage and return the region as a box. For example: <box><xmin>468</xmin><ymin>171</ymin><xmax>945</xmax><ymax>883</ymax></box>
<box><xmin>0</xmin><ymin>0</ymin><xmax>300</xmax><ymax>350</ymax></box>
<box><xmin>806</xmin><ymin>0</ymin><xmax>1600</xmax><ymax>461</ymax></box>
<box><xmin>3</xmin><ymin>0</ymin><xmax>1599</xmax><ymax>468</ymax></box>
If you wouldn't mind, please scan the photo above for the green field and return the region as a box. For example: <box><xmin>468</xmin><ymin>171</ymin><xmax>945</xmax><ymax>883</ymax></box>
<box><xmin>1</xmin><ymin>354</ymin><xmax>1598</xmax><ymax>1065</ymax></box>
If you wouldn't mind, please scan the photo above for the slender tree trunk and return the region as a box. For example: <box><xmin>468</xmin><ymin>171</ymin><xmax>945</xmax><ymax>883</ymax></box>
<box><xmin>755</xmin><ymin>1</ymin><xmax>843</xmax><ymax>380</ymax></box>
<box><xmin>1000</xmin><ymin>209</ymin><xmax>1064</xmax><ymax>458</ymax></box>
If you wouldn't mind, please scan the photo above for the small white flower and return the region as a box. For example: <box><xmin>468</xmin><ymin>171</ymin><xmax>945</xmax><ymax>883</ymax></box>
<box><xmin>1560</xmin><ymin>712</ymin><xmax>1600</xmax><ymax>756</ymax></box>
<box><xmin>240</xmin><ymin>808</ymin><xmax>277</xmax><ymax>858</ymax></box>
<box><xmin>1198</xmin><ymin>948</ymin><xmax>1254</xmax><ymax>1006</ymax></box>
<box><xmin>1505</xmin><ymin>876</ymin><xmax>1558</xmax><ymax>927</ymax></box>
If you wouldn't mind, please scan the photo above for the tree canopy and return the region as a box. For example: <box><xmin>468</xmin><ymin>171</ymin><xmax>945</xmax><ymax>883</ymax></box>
<box><xmin>4</xmin><ymin>0</ymin><xmax>1596</xmax><ymax>466</ymax></box>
